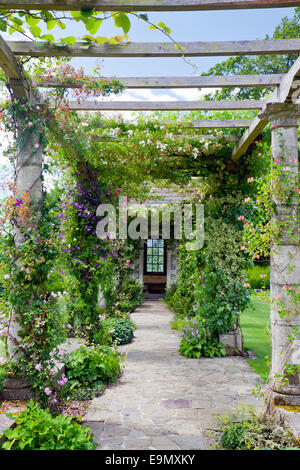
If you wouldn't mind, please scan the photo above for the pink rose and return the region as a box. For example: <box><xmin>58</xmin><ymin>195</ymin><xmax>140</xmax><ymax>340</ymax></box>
<box><xmin>44</xmin><ymin>387</ymin><xmax>52</xmax><ymax>395</ymax></box>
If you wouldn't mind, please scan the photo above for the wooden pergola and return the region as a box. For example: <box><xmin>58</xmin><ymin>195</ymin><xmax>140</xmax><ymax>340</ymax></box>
<box><xmin>0</xmin><ymin>0</ymin><xmax>299</xmax><ymax>406</ymax></box>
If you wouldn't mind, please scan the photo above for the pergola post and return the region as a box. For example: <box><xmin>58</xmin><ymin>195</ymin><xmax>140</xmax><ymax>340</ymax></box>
<box><xmin>7</xmin><ymin>93</ymin><xmax>44</xmax><ymax>359</ymax></box>
<box><xmin>260</xmin><ymin>102</ymin><xmax>300</xmax><ymax>406</ymax></box>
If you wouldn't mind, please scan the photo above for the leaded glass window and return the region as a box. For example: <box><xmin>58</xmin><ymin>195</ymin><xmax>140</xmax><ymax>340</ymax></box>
<box><xmin>145</xmin><ymin>239</ymin><xmax>165</xmax><ymax>274</ymax></box>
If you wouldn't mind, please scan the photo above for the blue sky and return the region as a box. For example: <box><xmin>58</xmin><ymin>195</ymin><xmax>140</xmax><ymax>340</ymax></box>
<box><xmin>65</xmin><ymin>7</ymin><xmax>296</xmax><ymax>77</ymax></box>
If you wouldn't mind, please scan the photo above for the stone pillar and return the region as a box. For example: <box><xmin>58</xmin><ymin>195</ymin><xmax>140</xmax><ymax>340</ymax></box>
<box><xmin>7</xmin><ymin>94</ymin><xmax>43</xmax><ymax>359</ymax></box>
<box><xmin>259</xmin><ymin>102</ymin><xmax>300</xmax><ymax>405</ymax></box>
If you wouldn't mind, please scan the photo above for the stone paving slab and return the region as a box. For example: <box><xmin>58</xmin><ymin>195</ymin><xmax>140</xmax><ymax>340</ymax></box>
<box><xmin>83</xmin><ymin>301</ymin><xmax>264</xmax><ymax>450</ymax></box>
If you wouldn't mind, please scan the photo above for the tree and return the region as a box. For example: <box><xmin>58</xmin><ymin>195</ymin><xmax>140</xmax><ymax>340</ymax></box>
<box><xmin>202</xmin><ymin>8</ymin><xmax>300</xmax><ymax>101</ymax></box>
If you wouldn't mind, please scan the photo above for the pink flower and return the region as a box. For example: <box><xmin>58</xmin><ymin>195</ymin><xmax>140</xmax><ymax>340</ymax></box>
<box><xmin>240</xmin><ymin>245</ymin><xmax>246</xmax><ymax>251</ymax></box>
<box><xmin>283</xmin><ymin>285</ymin><xmax>291</xmax><ymax>291</ymax></box>
<box><xmin>291</xmin><ymin>158</ymin><xmax>296</xmax><ymax>163</ymax></box>
<box><xmin>256</xmin><ymin>198</ymin><xmax>261</xmax><ymax>204</ymax></box>
<box><xmin>67</xmin><ymin>324</ymin><xmax>72</xmax><ymax>329</ymax></box>
<box><xmin>44</xmin><ymin>387</ymin><xmax>52</xmax><ymax>395</ymax></box>
<box><xmin>244</xmin><ymin>283</ymin><xmax>250</xmax><ymax>288</ymax></box>
<box><xmin>247</xmin><ymin>177</ymin><xmax>254</xmax><ymax>183</ymax></box>
<box><xmin>244</xmin><ymin>197</ymin><xmax>251</xmax><ymax>203</ymax></box>
<box><xmin>35</xmin><ymin>363</ymin><xmax>42</xmax><ymax>371</ymax></box>
<box><xmin>274</xmin><ymin>160</ymin><xmax>280</xmax><ymax>164</ymax></box>
<box><xmin>7</xmin><ymin>153</ymin><xmax>13</xmax><ymax>159</ymax></box>
<box><xmin>124</xmin><ymin>260</ymin><xmax>131</xmax><ymax>268</ymax></box>
<box><xmin>28</xmin><ymin>121</ymin><xmax>33</xmax><ymax>127</ymax></box>
<box><xmin>257</xmin><ymin>153</ymin><xmax>262</xmax><ymax>157</ymax></box>
<box><xmin>3</xmin><ymin>274</ymin><xmax>10</xmax><ymax>280</ymax></box>
<box><xmin>34</xmin><ymin>143</ymin><xmax>40</xmax><ymax>149</ymax></box>
<box><xmin>260</xmin><ymin>274</ymin><xmax>267</xmax><ymax>278</ymax></box>
<box><xmin>36</xmin><ymin>105</ymin><xmax>40</xmax><ymax>110</ymax></box>
<box><xmin>237</xmin><ymin>215</ymin><xmax>245</xmax><ymax>221</ymax></box>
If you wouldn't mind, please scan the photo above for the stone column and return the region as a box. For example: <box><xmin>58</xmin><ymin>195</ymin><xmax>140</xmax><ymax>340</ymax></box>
<box><xmin>259</xmin><ymin>102</ymin><xmax>300</xmax><ymax>406</ymax></box>
<box><xmin>7</xmin><ymin>94</ymin><xmax>43</xmax><ymax>359</ymax></box>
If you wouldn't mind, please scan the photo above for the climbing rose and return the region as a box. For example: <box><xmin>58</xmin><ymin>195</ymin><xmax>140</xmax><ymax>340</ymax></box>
<box><xmin>44</xmin><ymin>387</ymin><xmax>52</xmax><ymax>395</ymax></box>
<box><xmin>35</xmin><ymin>363</ymin><xmax>42</xmax><ymax>371</ymax></box>
<box><xmin>28</xmin><ymin>121</ymin><xmax>33</xmax><ymax>127</ymax></box>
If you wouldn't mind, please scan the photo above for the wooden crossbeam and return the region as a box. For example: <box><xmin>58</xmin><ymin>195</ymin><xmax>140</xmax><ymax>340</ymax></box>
<box><xmin>68</xmin><ymin>99</ymin><xmax>264</xmax><ymax>111</ymax></box>
<box><xmin>187</xmin><ymin>119</ymin><xmax>251</xmax><ymax>128</ymax></box>
<box><xmin>1</xmin><ymin>1</ymin><xmax>299</xmax><ymax>11</ymax></box>
<box><xmin>232</xmin><ymin>55</ymin><xmax>300</xmax><ymax>161</ymax></box>
<box><xmin>91</xmin><ymin>133</ymin><xmax>240</xmax><ymax>142</ymax></box>
<box><xmin>8</xmin><ymin>39</ymin><xmax>300</xmax><ymax>58</ymax></box>
<box><xmin>0</xmin><ymin>36</ymin><xmax>27</xmax><ymax>98</ymax></box>
<box><xmin>37</xmin><ymin>74</ymin><xmax>283</xmax><ymax>89</ymax></box>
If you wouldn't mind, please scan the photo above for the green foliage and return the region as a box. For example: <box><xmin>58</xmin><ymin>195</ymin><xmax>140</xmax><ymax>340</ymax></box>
<box><xmin>247</xmin><ymin>265</ymin><xmax>270</xmax><ymax>290</ymax></box>
<box><xmin>102</xmin><ymin>317</ymin><xmax>135</xmax><ymax>345</ymax></box>
<box><xmin>217</xmin><ymin>407</ymin><xmax>298</xmax><ymax>450</ymax></box>
<box><xmin>65</xmin><ymin>345</ymin><xmax>121</xmax><ymax>386</ymax></box>
<box><xmin>1</xmin><ymin>400</ymin><xmax>95</xmax><ymax>450</ymax></box>
<box><xmin>178</xmin><ymin>317</ymin><xmax>226</xmax><ymax>359</ymax></box>
<box><xmin>202</xmin><ymin>8</ymin><xmax>300</xmax><ymax>101</ymax></box>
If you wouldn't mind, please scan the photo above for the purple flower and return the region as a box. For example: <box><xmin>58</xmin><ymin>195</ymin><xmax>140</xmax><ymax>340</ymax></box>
<box><xmin>15</xmin><ymin>198</ymin><xmax>23</xmax><ymax>207</ymax></box>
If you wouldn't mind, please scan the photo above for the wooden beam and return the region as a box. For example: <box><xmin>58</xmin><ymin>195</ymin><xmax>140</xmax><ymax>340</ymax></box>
<box><xmin>232</xmin><ymin>55</ymin><xmax>300</xmax><ymax>161</ymax></box>
<box><xmin>0</xmin><ymin>36</ymin><xmax>27</xmax><ymax>98</ymax></box>
<box><xmin>91</xmin><ymin>133</ymin><xmax>240</xmax><ymax>142</ymax></box>
<box><xmin>8</xmin><ymin>39</ymin><xmax>300</xmax><ymax>58</ymax></box>
<box><xmin>1</xmin><ymin>1</ymin><xmax>300</xmax><ymax>11</ymax></box>
<box><xmin>37</xmin><ymin>74</ymin><xmax>283</xmax><ymax>89</ymax></box>
<box><xmin>187</xmin><ymin>120</ymin><xmax>252</xmax><ymax>128</ymax></box>
<box><xmin>68</xmin><ymin>99</ymin><xmax>264</xmax><ymax>111</ymax></box>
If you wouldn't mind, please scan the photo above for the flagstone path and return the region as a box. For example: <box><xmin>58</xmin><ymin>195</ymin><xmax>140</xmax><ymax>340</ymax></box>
<box><xmin>83</xmin><ymin>301</ymin><xmax>264</xmax><ymax>450</ymax></box>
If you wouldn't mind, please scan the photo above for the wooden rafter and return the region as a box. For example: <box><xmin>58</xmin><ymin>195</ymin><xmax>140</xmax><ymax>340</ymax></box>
<box><xmin>232</xmin><ymin>56</ymin><xmax>300</xmax><ymax>161</ymax></box>
<box><xmin>187</xmin><ymin>119</ymin><xmax>251</xmax><ymax>128</ymax></box>
<box><xmin>37</xmin><ymin>74</ymin><xmax>283</xmax><ymax>89</ymax></box>
<box><xmin>0</xmin><ymin>1</ymin><xmax>299</xmax><ymax>11</ymax></box>
<box><xmin>91</xmin><ymin>133</ymin><xmax>240</xmax><ymax>142</ymax></box>
<box><xmin>0</xmin><ymin>36</ymin><xmax>27</xmax><ymax>98</ymax></box>
<box><xmin>68</xmin><ymin>99</ymin><xmax>264</xmax><ymax>111</ymax></box>
<box><xmin>7</xmin><ymin>38</ymin><xmax>300</xmax><ymax>58</ymax></box>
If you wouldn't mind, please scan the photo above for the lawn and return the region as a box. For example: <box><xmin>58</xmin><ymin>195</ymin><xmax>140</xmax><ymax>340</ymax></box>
<box><xmin>240</xmin><ymin>291</ymin><xmax>271</xmax><ymax>382</ymax></box>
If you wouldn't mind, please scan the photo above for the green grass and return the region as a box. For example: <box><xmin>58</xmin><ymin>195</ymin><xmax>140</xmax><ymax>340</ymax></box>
<box><xmin>240</xmin><ymin>291</ymin><xmax>271</xmax><ymax>382</ymax></box>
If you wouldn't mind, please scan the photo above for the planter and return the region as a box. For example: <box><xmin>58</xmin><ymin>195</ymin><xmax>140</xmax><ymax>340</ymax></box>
<box><xmin>219</xmin><ymin>327</ymin><xmax>243</xmax><ymax>356</ymax></box>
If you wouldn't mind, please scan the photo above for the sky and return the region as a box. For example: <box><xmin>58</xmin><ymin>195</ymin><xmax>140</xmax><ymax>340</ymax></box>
<box><xmin>0</xmin><ymin>6</ymin><xmax>297</xmax><ymax>182</ymax></box>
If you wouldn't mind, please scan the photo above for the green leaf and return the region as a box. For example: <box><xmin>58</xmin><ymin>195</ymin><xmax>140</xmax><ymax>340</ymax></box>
<box><xmin>114</xmin><ymin>13</ymin><xmax>131</xmax><ymax>34</ymax></box>
<box><xmin>30</xmin><ymin>26</ymin><xmax>42</xmax><ymax>37</ymax></box>
<box><xmin>25</xmin><ymin>16</ymin><xmax>40</xmax><ymax>27</ymax></box>
<box><xmin>70</xmin><ymin>11</ymin><xmax>81</xmax><ymax>19</ymax></box>
<box><xmin>62</xmin><ymin>36</ymin><xmax>76</xmax><ymax>45</ymax></box>
<box><xmin>95</xmin><ymin>36</ymin><xmax>109</xmax><ymax>44</ymax></box>
<box><xmin>46</xmin><ymin>20</ymin><xmax>57</xmax><ymax>31</ymax></box>
<box><xmin>85</xmin><ymin>18</ymin><xmax>102</xmax><ymax>35</ymax></box>
<box><xmin>80</xmin><ymin>8</ymin><xmax>95</xmax><ymax>18</ymax></box>
<box><xmin>82</xmin><ymin>35</ymin><xmax>96</xmax><ymax>43</ymax></box>
<box><xmin>40</xmin><ymin>34</ymin><xmax>55</xmax><ymax>42</ymax></box>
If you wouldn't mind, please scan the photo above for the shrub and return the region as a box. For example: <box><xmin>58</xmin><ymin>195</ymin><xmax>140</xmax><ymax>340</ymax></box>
<box><xmin>217</xmin><ymin>407</ymin><xmax>298</xmax><ymax>450</ymax></box>
<box><xmin>65</xmin><ymin>345</ymin><xmax>121</xmax><ymax>385</ymax></box>
<box><xmin>102</xmin><ymin>317</ymin><xmax>135</xmax><ymax>345</ymax></box>
<box><xmin>247</xmin><ymin>265</ymin><xmax>270</xmax><ymax>290</ymax></box>
<box><xmin>1</xmin><ymin>400</ymin><xmax>96</xmax><ymax>450</ymax></box>
<box><xmin>116</xmin><ymin>278</ymin><xmax>144</xmax><ymax>314</ymax></box>
<box><xmin>178</xmin><ymin>317</ymin><xmax>226</xmax><ymax>359</ymax></box>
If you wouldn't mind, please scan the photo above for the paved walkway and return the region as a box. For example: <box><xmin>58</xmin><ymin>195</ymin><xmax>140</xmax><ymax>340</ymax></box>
<box><xmin>83</xmin><ymin>301</ymin><xmax>264</xmax><ymax>450</ymax></box>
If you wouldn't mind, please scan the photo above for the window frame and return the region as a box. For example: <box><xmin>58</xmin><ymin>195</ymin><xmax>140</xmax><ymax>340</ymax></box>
<box><xmin>143</xmin><ymin>239</ymin><xmax>167</xmax><ymax>276</ymax></box>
